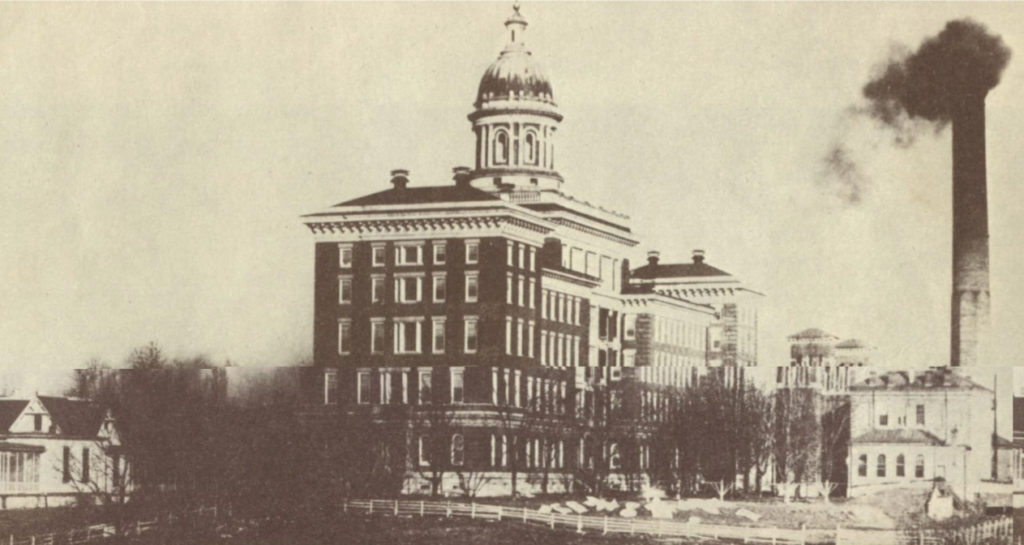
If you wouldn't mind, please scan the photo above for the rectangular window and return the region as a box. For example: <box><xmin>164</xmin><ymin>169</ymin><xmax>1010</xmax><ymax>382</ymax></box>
<box><xmin>433</xmin><ymin>274</ymin><xmax>447</xmax><ymax>303</ymax></box>
<box><xmin>394</xmin><ymin>320</ymin><xmax>423</xmax><ymax>354</ymax></box>
<box><xmin>527</xmin><ymin>321</ymin><xmax>535</xmax><ymax>358</ymax></box>
<box><xmin>451</xmin><ymin>434</ymin><xmax>465</xmax><ymax>466</ymax></box>
<box><xmin>418</xmin><ymin>436</ymin><xmax>430</xmax><ymax>467</ymax></box>
<box><xmin>357</xmin><ymin>371</ymin><xmax>370</xmax><ymax>404</ymax></box>
<box><xmin>371</xmin><ymin>320</ymin><xmax>386</xmax><ymax>354</ymax></box>
<box><xmin>324</xmin><ymin>371</ymin><xmax>338</xmax><ymax>405</ymax></box>
<box><xmin>916</xmin><ymin>404</ymin><xmax>925</xmax><ymax>426</ymax></box>
<box><xmin>402</xmin><ymin>371</ymin><xmax>409</xmax><ymax>404</ymax></box>
<box><xmin>517</xmin><ymin>319</ymin><xmax>525</xmax><ymax>357</ymax></box>
<box><xmin>879</xmin><ymin>413</ymin><xmax>889</xmax><ymax>427</ymax></box>
<box><xmin>372</xmin><ymin>244</ymin><xmax>386</xmax><ymax>266</ymax></box>
<box><xmin>528</xmin><ymin>279</ymin><xmax>536</xmax><ymax>309</ymax></box>
<box><xmin>337</xmin><ymin>320</ymin><xmax>351</xmax><ymax>355</ymax></box>
<box><xmin>418</xmin><ymin>370</ymin><xmax>432</xmax><ymax>404</ymax></box>
<box><xmin>433</xmin><ymin>242</ymin><xmax>447</xmax><ymax>265</ymax></box>
<box><xmin>540</xmin><ymin>331</ymin><xmax>548</xmax><ymax>365</ymax></box>
<box><xmin>541</xmin><ymin>290</ymin><xmax>548</xmax><ymax>319</ymax></box>
<box><xmin>529</xmin><ymin>247</ymin><xmax>536</xmax><ymax>271</ymax></box>
<box><xmin>518</xmin><ymin>244</ymin><xmax>525</xmax><ymax>269</ymax></box>
<box><xmin>466</xmin><ymin>240</ymin><xmax>479</xmax><ymax>264</ymax></box>
<box><xmin>465</xmin><ymin>273</ymin><xmax>479</xmax><ymax>303</ymax></box>
<box><xmin>624</xmin><ymin>314</ymin><xmax>636</xmax><ymax>340</ymax></box>
<box><xmin>395</xmin><ymin>275</ymin><xmax>423</xmax><ymax>303</ymax></box>
<box><xmin>517</xmin><ymin>275</ymin><xmax>525</xmax><ymax>306</ymax></box>
<box><xmin>395</xmin><ymin>243</ymin><xmax>423</xmax><ymax>266</ymax></box>
<box><xmin>505</xmin><ymin>317</ymin><xmax>512</xmax><ymax>355</ymax></box>
<box><xmin>451</xmin><ymin>368</ymin><xmax>464</xmax><ymax>404</ymax></box>
<box><xmin>81</xmin><ymin>448</ymin><xmax>90</xmax><ymax>484</ymax></box>
<box><xmin>464</xmin><ymin>317</ymin><xmax>478</xmax><ymax>353</ymax></box>
<box><xmin>507</xmin><ymin>242</ymin><xmax>515</xmax><ymax>267</ymax></box>
<box><xmin>338</xmin><ymin>276</ymin><xmax>353</xmax><ymax>304</ymax></box>
<box><xmin>432</xmin><ymin>319</ymin><xmax>446</xmax><ymax>354</ymax></box>
<box><xmin>380</xmin><ymin>371</ymin><xmax>392</xmax><ymax>404</ymax></box>
<box><xmin>339</xmin><ymin>244</ymin><xmax>353</xmax><ymax>268</ymax></box>
<box><xmin>506</xmin><ymin>273</ymin><xmax>514</xmax><ymax>304</ymax></box>
<box><xmin>371</xmin><ymin>276</ymin><xmax>385</xmax><ymax>304</ymax></box>
<box><xmin>33</xmin><ymin>414</ymin><xmax>42</xmax><ymax>431</ymax></box>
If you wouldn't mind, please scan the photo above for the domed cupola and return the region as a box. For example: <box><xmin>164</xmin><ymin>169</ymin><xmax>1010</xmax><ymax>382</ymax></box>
<box><xmin>468</xmin><ymin>3</ymin><xmax>563</xmax><ymax>192</ymax></box>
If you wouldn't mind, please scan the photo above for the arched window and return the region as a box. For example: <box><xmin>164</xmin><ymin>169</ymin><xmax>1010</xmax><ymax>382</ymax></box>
<box><xmin>493</xmin><ymin>130</ymin><xmax>509</xmax><ymax>165</ymax></box>
<box><xmin>450</xmin><ymin>433</ymin><xmax>464</xmax><ymax>467</ymax></box>
<box><xmin>857</xmin><ymin>454</ymin><xmax>867</xmax><ymax>477</ymax></box>
<box><xmin>896</xmin><ymin>454</ymin><xmax>905</xmax><ymax>477</ymax></box>
<box><xmin>915</xmin><ymin>455</ymin><xmax>925</xmax><ymax>478</ymax></box>
<box><xmin>877</xmin><ymin>454</ymin><xmax>886</xmax><ymax>477</ymax></box>
<box><xmin>608</xmin><ymin>442</ymin><xmax>621</xmax><ymax>471</ymax></box>
<box><xmin>524</xmin><ymin>132</ymin><xmax>538</xmax><ymax>165</ymax></box>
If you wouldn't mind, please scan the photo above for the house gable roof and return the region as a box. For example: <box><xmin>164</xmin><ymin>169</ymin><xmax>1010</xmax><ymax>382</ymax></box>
<box><xmin>37</xmin><ymin>396</ymin><xmax>106</xmax><ymax>437</ymax></box>
<box><xmin>849</xmin><ymin>368</ymin><xmax>990</xmax><ymax>392</ymax></box>
<box><xmin>0</xmin><ymin>399</ymin><xmax>28</xmax><ymax>432</ymax></box>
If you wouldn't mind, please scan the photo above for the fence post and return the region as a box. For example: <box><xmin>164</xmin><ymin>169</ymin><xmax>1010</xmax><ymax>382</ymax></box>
<box><xmin>576</xmin><ymin>514</ymin><xmax>583</xmax><ymax>533</ymax></box>
<box><xmin>549</xmin><ymin>511</ymin><xmax>554</xmax><ymax>529</ymax></box>
<box><xmin>522</xmin><ymin>507</ymin><xmax>527</xmax><ymax>523</ymax></box>
<box><xmin>630</xmin><ymin>520</ymin><xmax>635</xmax><ymax>535</ymax></box>
<box><xmin>394</xmin><ymin>500</ymin><xmax>399</xmax><ymax>516</ymax></box>
<box><xmin>603</xmin><ymin>516</ymin><xmax>608</xmax><ymax>535</ymax></box>
<box><xmin>497</xmin><ymin>506</ymin><xmax>502</xmax><ymax>522</ymax></box>
<box><xmin>918</xmin><ymin>529</ymin><xmax>924</xmax><ymax>545</ymax></box>
<box><xmin>369</xmin><ymin>500</ymin><xmax>374</xmax><ymax>515</ymax></box>
<box><xmin>420</xmin><ymin>500</ymin><xmax>425</xmax><ymax>517</ymax></box>
<box><xmin>771</xmin><ymin>526</ymin><xmax>777</xmax><ymax>545</ymax></box>
<box><xmin>446</xmin><ymin>501</ymin><xmax>451</xmax><ymax>518</ymax></box>
<box><xmin>471</xmin><ymin>503</ymin><xmax>476</xmax><ymax>519</ymax></box>
<box><xmin>836</xmin><ymin>524</ymin><xmax>842</xmax><ymax>545</ymax></box>
<box><xmin>343</xmin><ymin>498</ymin><xmax>348</xmax><ymax>514</ymax></box>
<box><xmin>801</xmin><ymin>523</ymin><xmax>807</xmax><ymax>545</ymax></box>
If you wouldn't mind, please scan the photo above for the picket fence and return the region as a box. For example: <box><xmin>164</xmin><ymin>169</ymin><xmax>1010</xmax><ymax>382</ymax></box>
<box><xmin>4</xmin><ymin>505</ymin><xmax>222</xmax><ymax>545</ymax></box>
<box><xmin>344</xmin><ymin>499</ymin><xmax>1014</xmax><ymax>545</ymax></box>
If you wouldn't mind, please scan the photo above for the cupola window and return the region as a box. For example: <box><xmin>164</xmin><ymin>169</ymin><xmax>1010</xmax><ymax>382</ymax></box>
<box><xmin>524</xmin><ymin>132</ymin><xmax>537</xmax><ymax>165</ymax></box>
<box><xmin>493</xmin><ymin>130</ymin><xmax>509</xmax><ymax>165</ymax></box>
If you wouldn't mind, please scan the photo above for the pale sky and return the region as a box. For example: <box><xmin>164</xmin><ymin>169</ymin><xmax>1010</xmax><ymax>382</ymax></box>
<box><xmin>2</xmin><ymin>2</ymin><xmax>1024</xmax><ymax>392</ymax></box>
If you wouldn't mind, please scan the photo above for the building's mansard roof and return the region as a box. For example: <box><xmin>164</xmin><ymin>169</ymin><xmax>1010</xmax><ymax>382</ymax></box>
<box><xmin>331</xmin><ymin>184</ymin><xmax>498</xmax><ymax>208</ymax></box>
<box><xmin>849</xmin><ymin>368</ymin><xmax>990</xmax><ymax>392</ymax></box>
<box><xmin>787</xmin><ymin>328</ymin><xmax>838</xmax><ymax>341</ymax></box>
<box><xmin>852</xmin><ymin>428</ymin><xmax>946</xmax><ymax>446</ymax></box>
<box><xmin>835</xmin><ymin>338</ymin><xmax>868</xmax><ymax>349</ymax></box>
<box><xmin>631</xmin><ymin>261</ymin><xmax>733</xmax><ymax>280</ymax></box>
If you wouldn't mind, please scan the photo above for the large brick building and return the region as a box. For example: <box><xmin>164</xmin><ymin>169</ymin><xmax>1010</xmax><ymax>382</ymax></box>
<box><xmin>300</xmin><ymin>4</ymin><xmax>760</xmax><ymax>496</ymax></box>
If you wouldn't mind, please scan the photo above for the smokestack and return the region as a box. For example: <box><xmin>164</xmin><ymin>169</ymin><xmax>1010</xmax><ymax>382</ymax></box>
<box><xmin>452</xmin><ymin>166</ymin><xmax>472</xmax><ymax>187</ymax></box>
<box><xmin>692</xmin><ymin>249</ymin><xmax>705</xmax><ymax>264</ymax></box>
<box><xmin>862</xmin><ymin>19</ymin><xmax>1010</xmax><ymax>366</ymax></box>
<box><xmin>647</xmin><ymin>250</ymin><xmax>660</xmax><ymax>266</ymax></box>
<box><xmin>950</xmin><ymin>93</ymin><xmax>990</xmax><ymax>367</ymax></box>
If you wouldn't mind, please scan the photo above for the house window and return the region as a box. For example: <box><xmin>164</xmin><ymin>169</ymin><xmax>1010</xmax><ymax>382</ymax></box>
<box><xmin>372</xmin><ymin>244</ymin><xmax>386</xmax><ymax>266</ymax></box>
<box><xmin>394</xmin><ymin>320</ymin><xmax>423</xmax><ymax>354</ymax></box>
<box><xmin>33</xmin><ymin>414</ymin><xmax>42</xmax><ymax>431</ymax></box>
<box><xmin>418</xmin><ymin>370</ymin><xmax>432</xmax><ymax>404</ymax></box>
<box><xmin>915</xmin><ymin>455</ymin><xmax>925</xmax><ymax>478</ymax></box>
<box><xmin>433</xmin><ymin>274</ymin><xmax>447</xmax><ymax>303</ymax></box>
<box><xmin>451</xmin><ymin>368</ymin><xmax>464</xmax><ymax>404</ymax></box>
<box><xmin>380</xmin><ymin>371</ymin><xmax>392</xmax><ymax>404</ymax></box>
<box><xmin>465</xmin><ymin>273</ymin><xmax>479</xmax><ymax>303</ymax></box>
<box><xmin>464</xmin><ymin>318</ymin><xmax>478</xmax><ymax>354</ymax></box>
<box><xmin>896</xmin><ymin>454</ymin><xmax>905</xmax><ymax>477</ymax></box>
<box><xmin>433</xmin><ymin>242</ymin><xmax>447</xmax><ymax>265</ymax></box>
<box><xmin>395</xmin><ymin>243</ymin><xmax>423</xmax><ymax>266</ymax></box>
<box><xmin>357</xmin><ymin>372</ymin><xmax>370</xmax><ymax>404</ymax></box>
<box><xmin>324</xmin><ymin>371</ymin><xmax>338</xmax><ymax>405</ymax></box>
<box><xmin>371</xmin><ymin>276</ymin><xmax>384</xmax><ymax>304</ymax></box>
<box><xmin>81</xmin><ymin>448</ymin><xmax>90</xmax><ymax>484</ymax></box>
<box><xmin>608</xmin><ymin>443</ymin><xmax>621</xmax><ymax>471</ymax></box>
<box><xmin>338</xmin><ymin>276</ymin><xmax>353</xmax><ymax>304</ymax></box>
<box><xmin>337</xmin><ymin>320</ymin><xmax>351</xmax><ymax>355</ymax></box>
<box><xmin>451</xmin><ymin>434</ymin><xmax>465</xmax><ymax>467</ymax></box>
<box><xmin>877</xmin><ymin>454</ymin><xmax>886</xmax><ymax>477</ymax></box>
<box><xmin>339</xmin><ymin>244</ymin><xmax>353</xmax><ymax>268</ymax></box>
<box><xmin>857</xmin><ymin>454</ymin><xmax>867</xmax><ymax>477</ymax></box>
<box><xmin>418</xmin><ymin>436</ymin><xmax>430</xmax><ymax>467</ymax></box>
<box><xmin>916</xmin><ymin>405</ymin><xmax>925</xmax><ymax>426</ymax></box>
<box><xmin>395</xmin><ymin>275</ymin><xmax>423</xmax><ymax>303</ymax></box>
<box><xmin>879</xmin><ymin>413</ymin><xmax>888</xmax><ymax>427</ymax></box>
<box><xmin>465</xmin><ymin>240</ymin><xmax>479</xmax><ymax>264</ymax></box>
<box><xmin>63</xmin><ymin>447</ymin><xmax>71</xmax><ymax>483</ymax></box>
<box><xmin>371</xmin><ymin>320</ymin><xmax>386</xmax><ymax>354</ymax></box>
<box><xmin>432</xmin><ymin>319</ymin><xmax>446</xmax><ymax>354</ymax></box>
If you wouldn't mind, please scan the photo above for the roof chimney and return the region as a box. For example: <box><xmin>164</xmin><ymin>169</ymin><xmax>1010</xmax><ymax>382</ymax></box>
<box><xmin>692</xmin><ymin>249</ymin><xmax>705</xmax><ymax>264</ymax></box>
<box><xmin>452</xmin><ymin>166</ymin><xmax>472</xmax><ymax>187</ymax></box>
<box><xmin>390</xmin><ymin>169</ymin><xmax>409</xmax><ymax>190</ymax></box>
<box><xmin>647</xmin><ymin>250</ymin><xmax>660</xmax><ymax>266</ymax></box>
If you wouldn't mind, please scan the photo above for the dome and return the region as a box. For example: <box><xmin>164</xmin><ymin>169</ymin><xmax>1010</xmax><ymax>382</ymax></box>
<box><xmin>474</xmin><ymin>3</ymin><xmax>555</xmax><ymax>108</ymax></box>
<box><xmin>476</xmin><ymin>49</ymin><xmax>554</xmax><ymax>107</ymax></box>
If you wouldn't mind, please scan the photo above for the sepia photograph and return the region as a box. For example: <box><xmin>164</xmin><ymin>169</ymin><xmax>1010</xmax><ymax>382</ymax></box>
<box><xmin>1</xmin><ymin>2</ymin><xmax>1023</xmax><ymax>543</ymax></box>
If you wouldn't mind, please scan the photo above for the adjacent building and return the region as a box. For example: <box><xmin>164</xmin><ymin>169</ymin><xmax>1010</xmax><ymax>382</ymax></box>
<box><xmin>0</xmin><ymin>394</ymin><xmax>126</xmax><ymax>509</ymax></box>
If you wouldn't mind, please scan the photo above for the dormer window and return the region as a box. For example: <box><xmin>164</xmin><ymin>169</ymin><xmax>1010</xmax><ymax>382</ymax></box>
<box><xmin>34</xmin><ymin>414</ymin><xmax>42</xmax><ymax>431</ymax></box>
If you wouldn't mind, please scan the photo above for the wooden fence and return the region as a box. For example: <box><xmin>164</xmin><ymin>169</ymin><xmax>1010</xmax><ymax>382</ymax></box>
<box><xmin>4</xmin><ymin>505</ymin><xmax>222</xmax><ymax>545</ymax></box>
<box><xmin>344</xmin><ymin>499</ymin><xmax>1014</xmax><ymax>545</ymax></box>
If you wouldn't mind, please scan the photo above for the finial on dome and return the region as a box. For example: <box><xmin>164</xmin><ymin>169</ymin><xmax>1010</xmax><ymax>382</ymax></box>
<box><xmin>505</xmin><ymin>2</ymin><xmax>528</xmax><ymax>46</ymax></box>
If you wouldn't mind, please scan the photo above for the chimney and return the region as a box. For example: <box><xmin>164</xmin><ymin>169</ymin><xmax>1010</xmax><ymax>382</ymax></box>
<box><xmin>692</xmin><ymin>249</ymin><xmax>705</xmax><ymax>264</ymax></box>
<box><xmin>647</xmin><ymin>250</ymin><xmax>660</xmax><ymax>266</ymax></box>
<box><xmin>950</xmin><ymin>93</ymin><xmax>991</xmax><ymax>366</ymax></box>
<box><xmin>452</xmin><ymin>166</ymin><xmax>472</xmax><ymax>187</ymax></box>
<box><xmin>390</xmin><ymin>169</ymin><xmax>409</xmax><ymax>190</ymax></box>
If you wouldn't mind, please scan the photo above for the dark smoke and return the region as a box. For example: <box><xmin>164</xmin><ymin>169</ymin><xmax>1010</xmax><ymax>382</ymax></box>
<box><xmin>820</xmin><ymin>144</ymin><xmax>867</xmax><ymax>205</ymax></box>
<box><xmin>863</xmin><ymin>19</ymin><xmax>1011</xmax><ymax>126</ymax></box>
